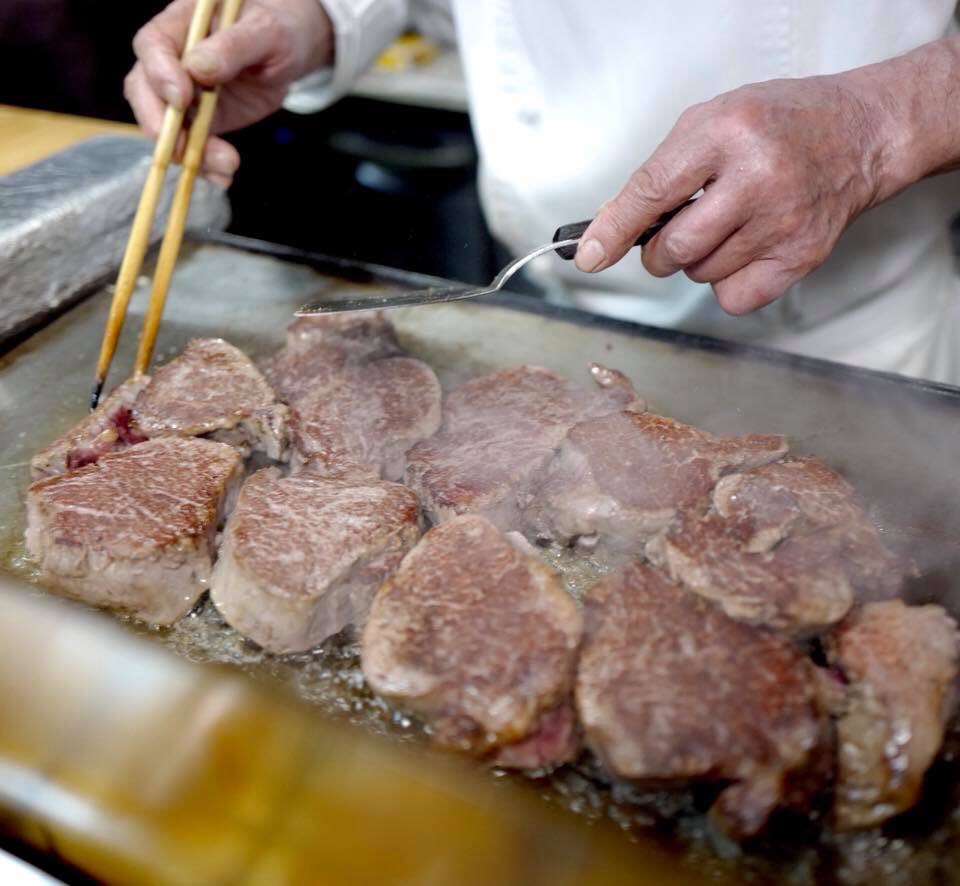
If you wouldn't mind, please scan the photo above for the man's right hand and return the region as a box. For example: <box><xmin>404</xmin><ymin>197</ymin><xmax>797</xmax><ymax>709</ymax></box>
<box><xmin>124</xmin><ymin>0</ymin><xmax>334</xmax><ymax>187</ymax></box>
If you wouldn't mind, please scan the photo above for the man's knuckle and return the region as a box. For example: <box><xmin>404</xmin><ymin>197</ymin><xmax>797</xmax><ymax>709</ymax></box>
<box><xmin>713</xmin><ymin>282</ymin><xmax>740</xmax><ymax>313</ymax></box>
<box><xmin>603</xmin><ymin>202</ymin><xmax>637</xmax><ymax>240</ymax></box>
<box><xmin>813</xmin><ymin>241</ymin><xmax>833</xmax><ymax>265</ymax></box>
<box><xmin>800</xmin><ymin>242</ymin><xmax>830</xmax><ymax>272</ymax></box>
<box><xmin>676</xmin><ymin>102</ymin><xmax>707</xmax><ymax>129</ymax></box>
<box><xmin>780</xmin><ymin>217</ymin><xmax>827</xmax><ymax>265</ymax></box>
<box><xmin>641</xmin><ymin>242</ymin><xmax>674</xmax><ymax>278</ymax></box>
<box><xmin>132</xmin><ymin>26</ymin><xmax>152</xmax><ymax>57</ymax></box>
<box><xmin>729</xmin><ymin>92</ymin><xmax>767</xmax><ymax>126</ymax></box>
<box><xmin>248</xmin><ymin>5</ymin><xmax>283</xmax><ymax>43</ymax></box>
<box><xmin>685</xmin><ymin>263</ymin><xmax>712</xmax><ymax>284</ymax></box>
<box><xmin>715</xmin><ymin>110</ymin><xmax>763</xmax><ymax>156</ymax></box>
<box><xmin>274</xmin><ymin>24</ymin><xmax>294</xmax><ymax>59</ymax></box>
<box><xmin>627</xmin><ymin>164</ymin><xmax>672</xmax><ymax>208</ymax></box>
<box><xmin>245</xmin><ymin>5</ymin><xmax>274</xmax><ymax>28</ymax></box>
<box><xmin>660</xmin><ymin>230</ymin><xmax>697</xmax><ymax>266</ymax></box>
<box><xmin>776</xmin><ymin>207</ymin><xmax>803</xmax><ymax>236</ymax></box>
<box><xmin>123</xmin><ymin>70</ymin><xmax>137</xmax><ymax>98</ymax></box>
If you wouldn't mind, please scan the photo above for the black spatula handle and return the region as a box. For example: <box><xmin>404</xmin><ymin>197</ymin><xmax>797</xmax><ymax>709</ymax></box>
<box><xmin>552</xmin><ymin>197</ymin><xmax>698</xmax><ymax>260</ymax></box>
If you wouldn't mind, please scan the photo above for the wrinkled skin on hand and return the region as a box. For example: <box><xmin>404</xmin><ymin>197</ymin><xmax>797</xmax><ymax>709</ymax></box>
<box><xmin>124</xmin><ymin>0</ymin><xmax>333</xmax><ymax>187</ymax></box>
<box><xmin>576</xmin><ymin>74</ymin><xmax>903</xmax><ymax>315</ymax></box>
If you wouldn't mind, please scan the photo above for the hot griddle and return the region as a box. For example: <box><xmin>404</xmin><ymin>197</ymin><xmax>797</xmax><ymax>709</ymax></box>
<box><xmin>2</xmin><ymin>233</ymin><xmax>960</xmax><ymax>884</ymax></box>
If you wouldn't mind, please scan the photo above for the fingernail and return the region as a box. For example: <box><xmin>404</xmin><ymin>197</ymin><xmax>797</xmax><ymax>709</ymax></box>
<box><xmin>576</xmin><ymin>238</ymin><xmax>606</xmax><ymax>273</ymax></box>
<box><xmin>161</xmin><ymin>82</ymin><xmax>183</xmax><ymax>107</ymax></box>
<box><xmin>186</xmin><ymin>47</ymin><xmax>220</xmax><ymax>75</ymax></box>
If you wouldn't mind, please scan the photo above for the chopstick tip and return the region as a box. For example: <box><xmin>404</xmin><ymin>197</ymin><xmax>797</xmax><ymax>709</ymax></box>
<box><xmin>89</xmin><ymin>380</ymin><xmax>104</xmax><ymax>412</ymax></box>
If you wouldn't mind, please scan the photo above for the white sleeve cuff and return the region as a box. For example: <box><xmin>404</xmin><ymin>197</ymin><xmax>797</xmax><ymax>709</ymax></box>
<box><xmin>283</xmin><ymin>0</ymin><xmax>409</xmax><ymax>113</ymax></box>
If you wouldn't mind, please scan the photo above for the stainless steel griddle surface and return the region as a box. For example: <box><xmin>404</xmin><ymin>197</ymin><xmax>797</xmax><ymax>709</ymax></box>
<box><xmin>3</xmin><ymin>235</ymin><xmax>960</xmax><ymax>883</ymax></box>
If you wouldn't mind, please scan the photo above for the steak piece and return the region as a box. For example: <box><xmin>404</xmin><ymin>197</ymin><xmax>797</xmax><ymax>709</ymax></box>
<box><xmin>284</xmin><ymin>312</ymin><xmax>402</xmax><ymax>360</ymax></box>
<box><xmin>576</xmin><ymin>561</ymin><xmax>830</xmax><ymax>839</ymax></box>
<box><xmin>133</xmin><ymin>338</ymin><xmax>287</xmax><ymax>460</ymax></box>
<box><xmin>652</xmin><ymin>507</ymin><xmax>855</xmax><ymax>633</ymax></box>
<box><xmin>211</xmin><ymin>468</ymin><xmax>421</xmax><ymax>653</ymax></box>
<box><xmin>527</xmin><ymin>410</ymin><xmax>786</xmax><ymax>556</ymax></box>
<box><xmin>711</xmin><ymin>457</ymin><xmax>906</xmax><ymax>600</ymax></box>
<box><xmin>261</xmin><ymin>311</ymin><xmax>402</xmax><ymax>404</ymax></box>
<box><xmin>288</xmin><ymin>356</ymin><xmax>442</xmax><ymax>480</ymax></box>
<box><xmin>362</xmin><ymin>515</ymin><xmax>582</xmax><ymax>768</ymax></box>
<box><xmin>405</xmin><ymin>364</ymin><xmax>644</xmax><ymax>530</ymax></box>
<box><xmin>30</xmin><ymin>337</ymin><xmax>290</xmax><ymax>477</ymax></box>
<box><xmin>25</xmin><ymin>437</ymin><xmax>242</xmax><ymax>624</ymax></box>
<box><xmin>827</xmin><ymin>600</ymin><xmax>960</xmax><ymax>830</ymax></box>
<box><xmin>258</xmin><ymin>312</ymin><xmax>437</xmax><ymax>478</ymax></box>
<box><xmin>652</xmin><ymin>456</ymin><xmax>905</xmax><ymax>633</ymax></box>
<box><xmin>30</xmin><ymin>377</ymin><xmax>150</xmax><ymax>479</ymax></box>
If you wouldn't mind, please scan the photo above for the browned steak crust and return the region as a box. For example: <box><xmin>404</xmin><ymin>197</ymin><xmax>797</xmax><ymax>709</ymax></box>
<box><xmin>287</xmin><ymin>356</ymin><xmax>441</xmax><ymax>480</ymax></box>
<box><xmin>652</xmin><ymin>457</ymin><xmax>906</xmax><ymax>633</ymax></box>
<box><xmin>576</xmin><ymin>561</ymin><xmax>830</xmax><ymax>839</ymax></box>
<box><xmin>528</xmin><ymin>410</ymin><xmax>786</xmax><ymax>555</ymax></box>
<box><xmin>211</xmin><ymin>468</ymin><xmax>421</xmax><ymax>653</ymax></box>
<box><xmin>828</xmin><ymin>599</ymin><xmax>960</xmax><ymax>830</ymax></box>
<box><xmin>362</xmin><ymin>515</ymin><xmax>582</xmax><ymax>768</ymax></box>
<box><xmin>26</xmin><ymin>437</ymin><xmax>243</xmax><ymax>624</ymax></box>
<box><xmin>133</xmin><ymin>337</ymin><xmax>287</xmax><ymax>459</ymax></box>
<box><xmin>405</xmin><ymin>364</ymin><xmax>643</xmax><ymax>530</ymax></box>
<box><xmin>29</xmin><ymin>377</ymin><xmax>151</xmax><ymax>479</ymax></box>
<box><xmin>261</xmin><ymin>311</ymin><xmax>402</xmax><ymax>404</ymax></box>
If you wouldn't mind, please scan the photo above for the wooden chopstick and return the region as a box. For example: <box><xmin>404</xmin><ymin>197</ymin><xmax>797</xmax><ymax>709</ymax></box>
<box><xmin>134</xmin><ymin>0</ymin><xmax>243</xmax><ymax>378</ymax></box>
<box><xmin>89</xmin><ymin>0</ymin><xmax>220</xmax><ymax>409</ymax></box>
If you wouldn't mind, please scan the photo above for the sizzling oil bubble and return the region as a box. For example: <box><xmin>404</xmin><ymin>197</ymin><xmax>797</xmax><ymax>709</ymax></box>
<box><xmin>130</xmin><ymin>598</ymin><xmax>424</xmax><ymax>744</ymax></box>
<box><xmin>539</xmin><ymin>543</ymin><xmax>611</xmax><ymax>603</ymax></box>
<box><xmin>2</xmin><ymin>533</ymin><xmax>40</xmax><ymax>583</ymax></box>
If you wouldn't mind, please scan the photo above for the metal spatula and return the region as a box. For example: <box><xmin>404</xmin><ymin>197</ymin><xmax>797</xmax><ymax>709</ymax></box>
<box><xmin>295</xmin><ymin>200</ymin><xmax>695</xmax><ymax>316</ymax></box>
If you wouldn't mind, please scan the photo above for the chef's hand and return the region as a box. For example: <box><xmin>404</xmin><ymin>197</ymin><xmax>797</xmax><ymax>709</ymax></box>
<box><xmin>125</xmin><ymin>0</ymin><xmax>334</xmax><ymax>188</ymax></box>
<box><xmin>575</xmin><ymin>74</ymin><xmax>901</xmax><ymax>315</ymax></box>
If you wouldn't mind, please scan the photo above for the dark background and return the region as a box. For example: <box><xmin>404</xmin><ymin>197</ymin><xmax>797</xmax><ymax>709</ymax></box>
<box><xmin>0</xmin><ymin>0</ymin><xmax>501</xmax><ymax>285</ymax></box>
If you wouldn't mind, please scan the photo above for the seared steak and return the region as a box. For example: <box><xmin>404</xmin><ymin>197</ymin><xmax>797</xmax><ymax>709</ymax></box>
<box><xmin>30</xmin><ymin>377</ymin><xmax>151</xmax><ymax>479</ymax></box>
<box><xmin>288</xmin><ymin>356</ymin><xmax>442</xmax><ymax>480</ymax></box>
<box><xmin>362</xmin><ymin>515</ymin><xmax>582</xmax><ymax>768</ymax></box>
<box><xmin>261</xmin><ymin>311</ymin><xmax>402</xmax><ymax>404</ymax></box>
<box><xmin>26</xmin><ymin>437</ymin><xmax>242</xmax><ymax>624</ymax></box>
<box><xmin>527</xmin><ymin>410</ymin><xmax>786</xmax><ymax>555</ymax></box>
<box><xmin>405</xmin><ymin>364</ymin><xmax>643</xmax><ymax>530</ymax></box>
<box><xmin>827</xmin><ymin>599</ymin><xmax>960</xmax><ymax>830</ymax></box>
<box><xmin>652</xmin><ymin>456</ymin><xmax>905</xmax><ymax>633</ymax></box>
<box><xmin>259</xmin><ymin>313</ymin><xmax>438</xmax><ymax>478</ymax></box>
<box><xmin>133</xmin><ymin>337</ymin><xmax>287</xmax><ymax>460</ymax></box>
<box><xmin>652</xmin><ymin>507</ymin><xmax>855</xmax><ymax>633</ymax></box>
<box><xmin>576</xmin><ymin>560</ymin><xmax>830</xmax><ymax>839</ymax></box>
<box><xmin>32</xmin><ymin>338</ymin><xmax>288</xmax><ymax>476</ymax></box>
<box><xmin>283</xmin><ymin>311</ymin><xmax>401</xmax><ymax>360</ymax></box>
<box><xmin>211</xmin><ymin>468</ymin><xmax>421</xmax><ymax>653</ymax></box>
<box><xmin>712</xmin><ymin>457</ymin><xmax>906</xmax><ymax>600</ymax></box>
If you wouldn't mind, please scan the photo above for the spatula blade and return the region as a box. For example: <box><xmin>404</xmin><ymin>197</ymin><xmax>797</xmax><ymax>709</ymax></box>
<box><xmin>295</xmin><ymin>284</ymin><xmax>488</xmax><ymax>315</ymax></box>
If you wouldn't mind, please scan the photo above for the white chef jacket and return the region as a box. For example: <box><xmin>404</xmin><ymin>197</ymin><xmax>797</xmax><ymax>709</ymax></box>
<box><xmin>287</xmin><ymin>0</ymin><xmax>960</xmax><ymax>385</ymax></box>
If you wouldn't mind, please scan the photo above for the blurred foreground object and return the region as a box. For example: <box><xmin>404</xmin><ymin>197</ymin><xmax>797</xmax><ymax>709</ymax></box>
<box><xmin>0</xmin><ymin>578</ymin><xmax>701</xmax><ymax>886</ymax></box>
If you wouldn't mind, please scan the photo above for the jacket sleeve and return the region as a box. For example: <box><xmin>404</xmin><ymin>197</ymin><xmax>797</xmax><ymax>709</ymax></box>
<box><xmin>409</xmin><ymin>0</ymin><xmax>455</xmax><ymax>46</ymax></box>
<box><xmin>283</xmin><ymin>0</ymin><xmax>410</xmax><ymax>113</ymax></box>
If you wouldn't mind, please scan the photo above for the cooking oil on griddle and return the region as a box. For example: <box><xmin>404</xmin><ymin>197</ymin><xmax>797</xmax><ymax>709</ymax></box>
<box><xmin>7</xmin><ymin>509</ymin><xmax>960</xmax><ymax>885</ymax></box>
